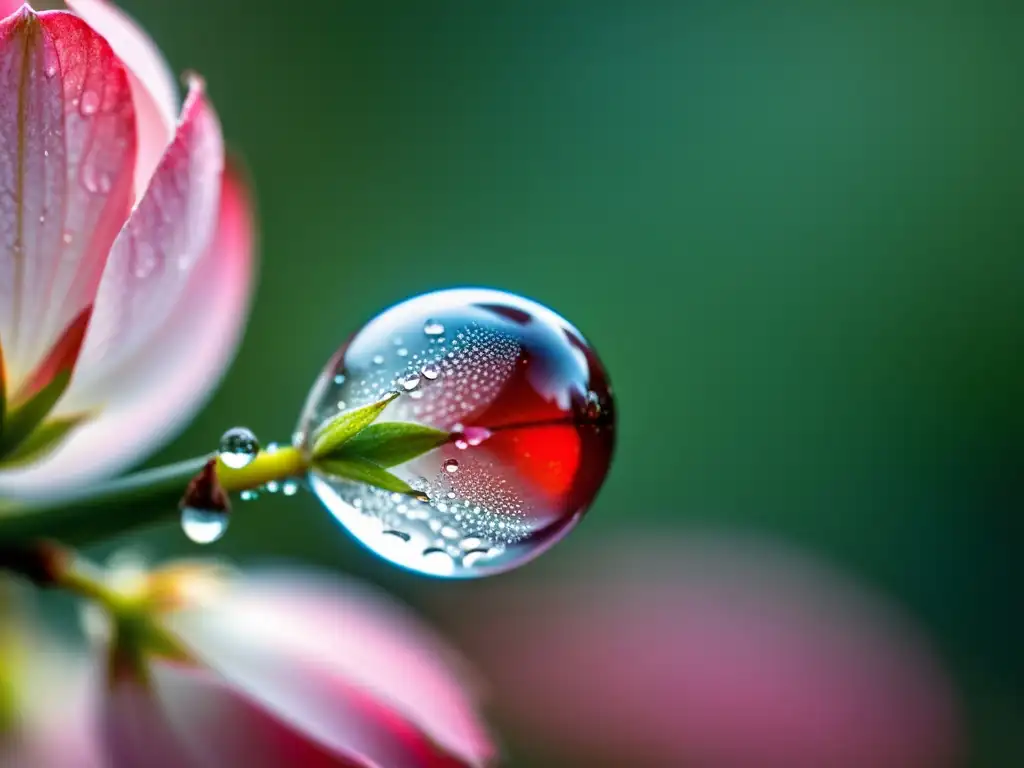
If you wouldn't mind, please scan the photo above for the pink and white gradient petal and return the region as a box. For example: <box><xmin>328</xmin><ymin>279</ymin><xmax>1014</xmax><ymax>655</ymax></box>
<box><xmin>0</xmin><ymin>7</ymin><xmax>136</xmax><ymax>389</ymax></box>
<box><xmin>166</xmin><ymin>570</ymin><xmax>495</xmax><ymax>767</ymax></box>
<box><xmin>66</xmin><ymin>0</ymin><xmax>179</xmax><ymax>194</ymax></box>
<box><xmin>0</xmin><ymin>160</ymin><xmax>254</xmax><ymax>496</ymax></box>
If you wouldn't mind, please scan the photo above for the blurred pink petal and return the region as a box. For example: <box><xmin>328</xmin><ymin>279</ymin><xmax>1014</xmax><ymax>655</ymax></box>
<box><xmin>441</xmin><ymin>532</ymin><xmax>963</xmax><ymax>768</ymax></box>
<box><xmin>0</xmin><ymin>159</ymin><xmax>254</xmax><ymax>494</ymax></box>
<box><xmin>0</xmin><ymin>587</ymin><xmax>101</xmax><ymax>767</ymax></box>
<box><xmin>164</xmin><ymin>569</ymin><xmax>495</xmax><ymax>767</ymax></box>
<box><xmin>0</xmin><ymin>2</ymin><xmax>23</xmax><ymax>23</ymax></box>
<box><xmin>97</xmin><ymin>566</ymin><xmax>495</xmax><ymax>767</ymax></box>
<box><xmin>66</xmin><ymin>0</ymin><xmax>179</xmax><ymax>193</ymax></box>
<box><xmin>0</xmin><ymin>6</ymin><xmax>136</xmax><ymax>390</ymax></box>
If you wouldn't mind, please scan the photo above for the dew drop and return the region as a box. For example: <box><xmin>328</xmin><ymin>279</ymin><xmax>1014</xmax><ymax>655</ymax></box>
<box><xmin>180</xmin><ymin>508</ymin><xmax>228</xmax><ymax>545</ymax></box>
<box><xmin>80</xmin><ymin>91</ymin><xmax>100</xmax><ymax>116</ymax></box>
<box><xmin>240</xmin><ymin>489</ymin><xmax>259</xmax><ymax>502</ymax></box>
<box><xmin>423</xmin><ymin>320</ymin><xmax>445</xmax><ymax>336</ymax></box>
<box><xmin>401</xmin><ymin>373</ymin><xmax>421</xmax><ymax>391</ymax></box>
<box><xmin>265</xmin><ymin>481</ymin><xmax>280</xmax><ymax>494</ymax></box>
<box><xmin>397</xmin><ymin>347</ymin><xmax>409</xmax><ymax>357</ymax></box>
<box><xmin>454</xmin><ymin>439</ymin><xmax>469</xmax><ymax>450</ymax></box>
<box><xmin>282</xmin><ymin>481</ymin><xmax>300</xmax><ymax>497</ymax></box>
<box><xmin>412</xmin><ymin>490</ymin><xmax>431</xmax><ymax>503</ymax></box>
<box><xmin>218</xmin><ymin>427</ymin><xmax>259</xmax><ymax>469</ymax></box>
<box><xmin>62</xmin><ymin>232</ymin><xmax>73</xmax><ymax>245</ymax></box>
<box><xmin>335</xmin><ymin>400</ymin><xmax>347</xmax><ymax>410</ymax></box>
<box><xmin>333</xmin><ymin>374</ymin><xmax>346</xmax><ymax>385</ymax></box>
<box><xmin>443</xmin><ymin>459</ymin><xmax>459</xmax><ymax>473</ymax></box>
<box><xmin>421</xmin><ymin>363</ymin><xmax>440</xmax><ymax>380</ymax></box>
<box><xmin>45</xmin><ymin>64</ymin><xmax>57</xmax><ymax>79</ymax></box>
<box><xmin>372</xmin><ymin>355</ymin><xmax>385</xmax><ymax>365</ymax></box>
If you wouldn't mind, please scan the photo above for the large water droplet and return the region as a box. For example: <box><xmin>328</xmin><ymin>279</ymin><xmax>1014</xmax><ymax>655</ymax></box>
<box><xmin>218</xmin><ymin>427</ymin><xmax>259</xmax><ymax>469</ymax></box>
<box><xmin>180</xmin><ymin>508</ymin><xmax>228</xmax><ymax>544</ymax></box>
<box><xmin>296</xmin><ymin>288</ymin><xmax>615</xmax><ymax>578</ymax></box>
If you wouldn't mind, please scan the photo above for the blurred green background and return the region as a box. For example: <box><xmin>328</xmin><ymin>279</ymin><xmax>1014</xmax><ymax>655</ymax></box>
<box><xmin>106</xmin><ymin>1</ymin><xmax>1022</xmax><ymax>764</ymax></box>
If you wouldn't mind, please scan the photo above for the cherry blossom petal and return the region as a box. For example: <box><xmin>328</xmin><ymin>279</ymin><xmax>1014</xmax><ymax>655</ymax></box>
<box><xmin>69</xmin><ymin>76</ymin><xmax>222</xmax><ymax>397</ymax></box>
<box><xmin>0</xmin><ymin>160</ymin><xmax>253</xmax><ymax>497</ymax></box>
<box><xmin>166</xmin><ymin>570</ymin><xmax>494</xmax><ymax>767</ymax></box>
<box><xmin>0</xmin><ymin>7</ymin><xmax>136</xmax><ymax>390</ymax></box>
<box><xmin>442</xmin><ymin>533</ymin><xmax>963</xmax><ymax>768</ymax></box>
<box><xmin>66</xmin><ymin>0</ymin><xmax>179</xmax><ymax>194</ymax></box>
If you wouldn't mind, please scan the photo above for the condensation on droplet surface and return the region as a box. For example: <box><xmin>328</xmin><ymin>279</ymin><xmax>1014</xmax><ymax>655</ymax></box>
<box><xmin>296</xmin><ymin>288</ymin><xmax>615</xmax><ymax>578</ymax></box>
<box><xmin>218</xmin><ymin>427</ymin><xmax>259</xmax><ymax>469</ymax></box>
<box><xmin>180</xmin><ymin>508</ymin><xmax>228</xmax><ymax>544</ymax></box>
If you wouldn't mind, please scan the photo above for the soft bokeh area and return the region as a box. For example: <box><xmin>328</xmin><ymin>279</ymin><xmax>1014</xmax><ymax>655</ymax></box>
<box><xmin>76</xmin><ymin>0</ymin><xmax>1022</xmax><ymax>764</ymax></box>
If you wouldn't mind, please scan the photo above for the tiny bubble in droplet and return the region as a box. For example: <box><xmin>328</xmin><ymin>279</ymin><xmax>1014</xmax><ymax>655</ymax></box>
<box><xmin>218</xmin><ymin>427</ymin><xmax>259</xmax><ymax>469</ymax></box>
<box><xmin>443</xmin><ymin>459</ymin><xmax>459</xmax><ymax>473</ymax></box>
<box><xmin>424</xmin><ymin>320</ymin><xmax>445</xmax><ymax>336</ymax></box>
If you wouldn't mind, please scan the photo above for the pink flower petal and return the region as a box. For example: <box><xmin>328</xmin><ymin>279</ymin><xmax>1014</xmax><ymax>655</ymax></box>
<box><xmin>0</xmin><ymin>7</ymin><xmax>136</xmax><ymax>391</ymax></box>
<box><xmin>166</xmin><ymin>570</ymin><xmax>495</xmax><ymax>767</ymax></box>
<box><xmin>441</xmin><ymin>533</ymin><xmax>963</xmax><ymax>768</ymax></box>
<box><xmin>102</xmin><ymin>676</ymin><xmax>207</xmax><ymax>768</ymax></box>
<box><xmin>0</xmin><ymin>2</ymin><xmax>22</xmax><ymax>22</ymax></box>
<box><xmin>0</xmin><ymin>156</ymin><xmax>254</xmax><ymax>497</ymax></box>
<box><xmin>66</xmin><ymin>0</ymin><xmax>179</xmax><ymax>195</ymax></box>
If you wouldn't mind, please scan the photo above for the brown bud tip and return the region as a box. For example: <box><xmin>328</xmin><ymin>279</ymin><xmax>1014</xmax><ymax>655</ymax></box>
<box><xmin>180</xmin><ymin>459</ymin><xmax>231</xmax><ymax>515</ymax></box>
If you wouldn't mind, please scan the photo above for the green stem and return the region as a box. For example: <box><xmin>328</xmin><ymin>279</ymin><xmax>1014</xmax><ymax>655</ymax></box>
<box><xmin>0</xmin><ymin>447</ymin><xmax>308</xmax><ymax>550</ymax></box>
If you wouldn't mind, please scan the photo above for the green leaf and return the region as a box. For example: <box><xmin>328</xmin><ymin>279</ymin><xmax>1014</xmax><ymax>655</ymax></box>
<box><xmin>0</xmin><ymin>414</ymin><xmax>86</xmax><ymax>468</ymax></box>
<box><xmin>310</xmin><ymin>391</ymin><xmax>400</xmax><ymax>459</ymax></box>
<box><xmin>327</xmin><ymin>422</ymin><xmax>451</xmax><ymax>467</ymax></box>
<box><xmin>0</xmin><ymin>370</ymin><xmax>72</xmax><ymax>459</ymax></box>
<box><xmin>314</xmin><ymin>456</ymin><xmax>418</xmax><ymax>496</ymax></box>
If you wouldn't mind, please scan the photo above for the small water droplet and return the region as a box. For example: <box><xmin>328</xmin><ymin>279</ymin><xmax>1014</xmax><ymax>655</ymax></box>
<box><xmin>45</xmin><ymin>64</ymin><xmax>57</xmax><ymax>79</ymax></box>
<box><xmin>218</xmin><ymin>427</ymin><xmax>259</xmax><ymax>469</ymax></box>
<box><xmin>333</xmin><ymin>374</ymin><xmax>346</xmax><ymax>384</ymax></box>
<box><xmin>62</xmin><ymin>232</ymin><xmax>73</xmax><ymax>245</ymax></box>
<box><xmin>266</xmin><ymin>442</ymin><xmax>280</xmax><ymax>453</ymax></box>
<box><xmin>335</xmin><ymin>400</ymin><xmax>347</xmax><ymax>410</ymax></box>
<box><xmin>282</xmin><ymin>480</ymin><xmax>300</xmax><ymax>496</ymax></box>
<box><xmin>421</xmin><ymin>363</ymin><xmax>440</xmax><ymax>380</ymax></box>
<box><xmin>265</xmin><ymin>481</ymin><xmax>280</xmax><ymax>494</ymax></box>
<box><xmin>180</xmin><ymin>507</ymin><xmax>228</xmax><ymax>544</ymax></box>
<box><xmin>463</xmin><ymin>426</ymin><xmax>492</xmax><ymax>446</ymax></box>
<box><xmin>424</xmin><ymin>320</ymin><xmax>445</xmax><ymax>336</ymax></box>
<box><xmin>409</xmin><ymin>390</ymin><xmax>424</xmax><ymax>400</ymax></box>
<box><xmin>454</xmin><ymin>439</ymin><xmax>469</xmax><ymax>450</ymax></box>
<box><xmin>440</xmin><ymin>525</ymin><xmax>461</xmax><ymax>540</ymax></box>
<box><xmin>401</xmin><ymin>373</ymin><xmax>421</xmax><ymax>391</ymax></box>
<box><xmin>447</xmin><ymin>491</ymin><xmax>457</xmax><ymax>499</ymax></box>
<box><xmin>396</xmin><ymin>347</ymin><xmax>409</xmax><ymax>357</ymax></box>
<box><xmin>372</xmin><ymin>354</ymin><xmax>385</xmax><ymax>365</ymax></box>
<box><xmin>412</xmin><ymin>490</ymin><xmax>430</xmax><ymax>503</ymax></box>
<box><xmin>80</xmin><ymin>91</ymin><xmax>100</xmax><ymax>116</ymax></box>
<box><xmin>240</xmin><ymin>489</ymin><xmax>259</xmax><ymax>502</ymax></box>
<box><xmin>443</xmin><ymin>459</ymin><xmax>459</xmax><ymax>473</ymax></box>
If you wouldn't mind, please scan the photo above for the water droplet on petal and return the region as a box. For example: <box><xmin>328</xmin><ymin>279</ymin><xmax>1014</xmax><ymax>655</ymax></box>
<box><xmin>180</xmin><ymin>507</ymin><xmax>228</xmax><ymax>544</ymax></box>
<box><xmin>62</xmin><ymin>232</ymin><xmax>73</xmax><ymax>245</ymax></box>
<box><xmin>240</xmin><ymin>489</ymin><xmax>259</xmax><ymax>502</ymax></box>
<box><xmin>80</xmin><ymin>91</ymin><xmax>100</xmax><ymax>116</ymax></box>
<box><xmin>45</xmin><ymin>64</ymin><xmax>57</xmax><ymax>79</ymax></box>
<box><xmin>218</xmin><ymin>427</ymin><xmax>259</xmax><ymax>469</ymax></box>
<box><xmin>296</xmin><ymin>288</ymin><xmax>615</xmax><ymax>578</ymax></box>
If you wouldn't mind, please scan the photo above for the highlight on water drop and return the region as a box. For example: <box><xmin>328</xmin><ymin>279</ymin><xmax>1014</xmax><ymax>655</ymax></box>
<box><xmin>180</xmin><ymin>507</ymin><xmax>229</xmax><ymax>545</ymax></box>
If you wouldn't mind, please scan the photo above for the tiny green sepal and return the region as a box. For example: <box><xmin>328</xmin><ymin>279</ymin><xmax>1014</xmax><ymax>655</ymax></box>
<box><xmin>0</xmin><ymin>370</ymin><xmax>74</xmax><ymax>459</ymax></box>
<box><xmin>310</xmin><ymin>391</ymin><xmax>400</xmax><ymax>459</ymax></box>
<box><xmin>0</xmin><ymin>414</ymin><xmax>88</xmax><ymax>468</ymax></box>
<box><xmin>328</xmin><ymin>422</ymin><xmax>451</xmax><ymax>467</ymax></box>
<box><xmin>314</xmin><ymin>456</ymin><xmax>418</xmax><ymax>496</ymax></box>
